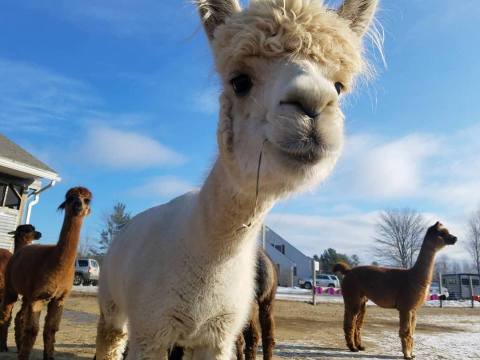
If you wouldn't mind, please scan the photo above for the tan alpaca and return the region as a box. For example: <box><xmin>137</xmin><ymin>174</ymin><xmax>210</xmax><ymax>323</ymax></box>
<box><xmin>94</xmin><ymin>1</ymin><xmax>379</xmax><ymax>358</ymax></box>
<box><xmin>0</xmin><ymin>225</ymin><xmax>42</xmax><ymax>352</ymax></box>
<box><xmin>334</xmin><ymin>222</ymin><xmax>457</xmax><ymax>359</ymax></box>
<box><xmin>0</xmin><ymin>187</ymin><xmax>92</xmax><ymax>360</ymax></box>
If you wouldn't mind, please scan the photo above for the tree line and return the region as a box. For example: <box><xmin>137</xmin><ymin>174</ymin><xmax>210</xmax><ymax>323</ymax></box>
<box><xmin>79</xmin><ymin>203</ymin><xmax>480</xmax><ymax>276</ymax></box>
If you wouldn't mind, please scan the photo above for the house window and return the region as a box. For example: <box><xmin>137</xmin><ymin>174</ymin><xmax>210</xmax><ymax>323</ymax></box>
<box><xmin>0</xmin><ymin>184</ymin><xmax>6</xmax><ymax>204</ymax></box>
<box><xmin>274</xmin><ymin>244</ymin><xmax>285</xmax><ymax>254</ymax></box>
<box><xmin>293</xmin><ymin>266</ymin><xmax>297</xmax><ymax>276</ymax></box>
<box><xmin>0</xmin><ymin>184</ymin><xmax>23</xmax><ymax>210</ymax></box>
<box><xmin>2</xmin><ymin>185</ymin><xmax>22</xmax><ymax>210</ymax></box>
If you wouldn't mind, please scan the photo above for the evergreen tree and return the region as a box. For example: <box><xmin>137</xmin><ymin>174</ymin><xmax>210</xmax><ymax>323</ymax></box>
<box><xmin>96</xmin><ymin>202</ymin><xmax>131</xmax><ymax>256</ymax></box>
<box><xmin>317</xmin><ymin>248</ymin><xmax>360</xmax><ymax>273</ymax></box>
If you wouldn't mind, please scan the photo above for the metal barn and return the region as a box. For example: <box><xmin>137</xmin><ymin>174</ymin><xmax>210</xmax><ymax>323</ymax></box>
<box><xmin>0</xmin><ymin>134</ymin><xmax>60</xmax><ymax>251</ymax></box>
<box><xmin>442</xmin><ymin>273</ymin><xmax>480</xmax><ymax>300</ymax></box>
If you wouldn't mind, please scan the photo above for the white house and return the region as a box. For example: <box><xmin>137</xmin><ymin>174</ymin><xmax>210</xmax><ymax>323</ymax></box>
<box><xmin>259</xmin><ymin>225</ymin><xmax>312</xmax><ymax>287</ymax></box>
<box><xmin>0</xmin><ymin>134</ymin><xmax>60</xmax><ymax>251</ymax></box>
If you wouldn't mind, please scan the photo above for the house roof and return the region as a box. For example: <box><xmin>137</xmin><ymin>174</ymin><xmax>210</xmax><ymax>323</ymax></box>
<box><xmin>0</xmin><ymin>134</ymin><xmax>60</xmax><ymax>181</ymax></box>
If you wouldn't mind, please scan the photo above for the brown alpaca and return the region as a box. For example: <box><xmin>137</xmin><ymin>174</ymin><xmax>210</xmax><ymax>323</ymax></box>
<box><xmin>333</xmin><ymin>222</ymin><xmax>457</xmax><ymax>359</ymax></box>
<box><xmin>236</xmin><ymin>248</ymin><xmax>278</xmax><ymax>360</ymax></box>
<box><xmin>0</xmin><ymin>187</ymin><xmax>92</xmax><ymax>360</ymax></box>
<box><xmin>0</xmin><ymin>225</ymin><xmax>42</xmax><ymax>352</ymax></box>
<box><xmin>167</xmin><ymin>248</ymin><xmax>278</xmax><ymax>360</ymax></box>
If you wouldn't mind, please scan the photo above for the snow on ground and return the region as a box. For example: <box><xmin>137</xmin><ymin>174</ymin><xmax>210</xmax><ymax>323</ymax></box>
<box><xmin>73</xmin><ymin>285</ymin><xmax>479</xmax><ymax>309</ymax></box>
<box><xmin>276</xmin><ymin>287</ymin><xmax>479</xmax><ymax>308</ymax></box>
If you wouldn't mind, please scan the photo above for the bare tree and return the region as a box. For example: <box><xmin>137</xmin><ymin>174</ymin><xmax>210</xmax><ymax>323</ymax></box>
<box><xmin>467</xmin><ymin>208</ymin><xmax>480</xmax><ymax>275</ymax></box>
<box><xmin>78</xmin><ymin>234</ymin><xmax>95</xmax><ymax>258</ymax></box>
<box><xmin>374</xmin><ymin>209</ymin><xmax>427</xmax><ymax>269</ymax></box>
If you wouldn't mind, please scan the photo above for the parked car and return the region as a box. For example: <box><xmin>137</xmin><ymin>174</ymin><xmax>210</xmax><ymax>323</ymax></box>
<box><xmin>429</xmin><ymin>281</ymin><xmax>449</xmax><ymax>300</ymax></box>
<box><xmin>74</xmin><ymin>258</ymin><xmax>100</xmax><ymax>286</ymax></box>
<box><xmin>299</xmin><ymin>274</ymin><xmax>340</xmax><ymax>289</ymax></box>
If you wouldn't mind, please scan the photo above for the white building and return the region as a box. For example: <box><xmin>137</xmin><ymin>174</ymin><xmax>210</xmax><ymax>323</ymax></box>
<box><xmin>0</xmin><ymin>134</ymin><xmax>60</xmax><ymax>251</ymax></box>
<box><xmin>259</xmin><ymin>225</ymin><xmax>312</xmax><ymax>287</ymax></box>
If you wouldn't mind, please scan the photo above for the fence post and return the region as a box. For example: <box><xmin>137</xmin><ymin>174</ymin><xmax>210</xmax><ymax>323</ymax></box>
<box><xmin>312</xmin><ymin>260</ymin><xmax>317</xmax><ymax>306</ymax></box>
<box><xmin>439</xmin><ymin>273</ymin><xmax>443</xmax><ymax>308</ymax></box>
<box><xmin>470</xmin><ymin>275</ymin><xmax>475</xmax><ymax>308</ymax></box>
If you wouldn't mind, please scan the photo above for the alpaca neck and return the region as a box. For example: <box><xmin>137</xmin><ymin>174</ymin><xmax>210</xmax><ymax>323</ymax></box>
<box><xmin>55</xmin><ymin>214</ymin><xmax>84</xmax><ymax>266</ymax></box>
<box><xmin>195</xmin><ymin>160</ymin><xmax>275</xmax><ymax>257</ymax></box>
<box><xmin>411</xmin><ymin>239</ymin><xmax>437</xmax><ymax>287</ymax></box>
<box><xmin>14</xmin><ymin>237</ymin><xmax>28</xmax><ymax>254</ymax></box>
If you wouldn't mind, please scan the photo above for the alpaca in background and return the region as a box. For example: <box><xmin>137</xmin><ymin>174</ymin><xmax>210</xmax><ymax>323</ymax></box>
<box><xmin>236</xmin><ymin>248</ymin><xmax>278</xmax><ymax>360</ymax></box>
<box><xmin>94</xmin><ymin>0</ymin><xmax>379</xmax><ymax>358</ymax></box>
<box><xmin>0</xmin><ymin>187</ymin><xmax>92</xmax><ymax>360</ymax></box>
<box><xmin>0</xmin><ymin>224</ymin><xmax>42</xmax><ymax>352</ymax></box>
<box><xmin>334</xmin><ymin>222</ymin><xmax>457</xmax><ymax>359</ymax></box>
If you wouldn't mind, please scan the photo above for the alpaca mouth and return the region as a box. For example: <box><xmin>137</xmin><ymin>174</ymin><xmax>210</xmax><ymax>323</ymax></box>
<box><xmin>446</xmin><ymin>236</ymin><xmax>458</xmax><ymax>245</ymax></box>
<box><xmin>272</xmin><ymin>138</ymin><xmax>323</xmax><ymax>165</ymax></box>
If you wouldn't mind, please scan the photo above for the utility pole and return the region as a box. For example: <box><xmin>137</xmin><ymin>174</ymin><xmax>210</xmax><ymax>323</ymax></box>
<box><xmin>312</xmin><ymin>259</ymin><xmax>319</xmax><ymax>306</ymax></box>
<box><xmin>439</xmin><ymin>273</ymin><xmax>443</xmax><ymax>308</ymax></box>
<box><xmin>470</xmin><ymin>275</ymin><xmax>475</xmax><ymax>308</ymax></box>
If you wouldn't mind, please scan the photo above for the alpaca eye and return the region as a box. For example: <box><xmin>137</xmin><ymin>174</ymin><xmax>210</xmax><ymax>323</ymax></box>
<box><xmin>231</xmin><ymin>74</ymin><xmax>253</xmax><ymax>96</ymax></box>
<box><xmin>334</xmin><ymin>82</ymin><xmax>344</xmax><ymax>95</ymax></box>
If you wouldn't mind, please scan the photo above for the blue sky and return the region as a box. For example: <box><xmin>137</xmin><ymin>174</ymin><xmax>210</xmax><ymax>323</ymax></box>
<box><xmin>1</xmin><ymin>0</ymin><xmax>479</xmax><ymax>264</ymax></box>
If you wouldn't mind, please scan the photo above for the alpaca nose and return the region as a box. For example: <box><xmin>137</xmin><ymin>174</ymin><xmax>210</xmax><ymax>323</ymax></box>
<box><xmin>279</xmin><ymin>100</ymin><xmax>320</xmax><ymax>119</ymax></box>
<box><xmin>277</xmin><ymin>67</ymin><xmax>337</xmax><ymax>120</ymax></box>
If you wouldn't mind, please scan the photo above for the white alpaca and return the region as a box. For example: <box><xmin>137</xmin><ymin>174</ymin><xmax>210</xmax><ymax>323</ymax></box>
<box><xmin>95</xmin><ymin>0</ymin><xmax>379</xmax><ymax>359</ymax></box>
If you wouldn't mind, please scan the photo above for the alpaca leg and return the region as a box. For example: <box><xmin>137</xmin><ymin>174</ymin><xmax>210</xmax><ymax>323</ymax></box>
<box><xmin>15</xmin><ymin>300</ymin><xmax>27</xmax><ymax>352</ymax></box>
<box><xmin>43</xmin><ymin>298</ymin><xmax>64</xmax><ymax>359</ymax></box>
<box><xmin>0</xmin><ymin>309</ymin><xmax>12</xmax><ymax>352</ymax></box>
<box><xmin>409</xmin><ymin>311</ymin><xmax>417</xmax><ymax>358</ymax></box>
<box><xmin>343</xmin><ymin>303</ymin><xmax>360</xmax><ymax>352</ymax></box>
<box><xmin>0</xmin><ymin>289</ymin><xmax>18</xmax><ymax>352</ymax></box>
<box><xmin>399</xmin><ymin>310</ymin><xmax>414</xmax><ymax>360</ymax></box>
<box><xmin>191</xmin><ymin>339</ymin><xmax>235</xmax><ymax>360</ymax></box>
<box><xmin>123</xmin><ymin>336</ymin><xmax>168</xmax><ymax>360</ymax></box>
<box><xmin>18</xmin><ymin>300</ymin><xmax>43</xmax><ymax>360</ymax></box>
<box><xmin>235</xmin><ymin>334</ymin><xmax>245</xmax><ymax>360</ymax></box>
<box><xmin>244</xmin><ymin>317</ymin><xmax>260</xmax><ymax>360</ymax></box>
<box><xmin>354</xmin><ymin>300</ymin><xmax>367</xmax><ymax>351</ymax></box>
<box><xmin>95</xmin><ymin>311</ymin><xmax>127</xmax><ymax>360</ymax></box>
<box><xmin>259</xmin><ymin>298</ymin><xmax>275</xmax><ymax>360</ymax></box>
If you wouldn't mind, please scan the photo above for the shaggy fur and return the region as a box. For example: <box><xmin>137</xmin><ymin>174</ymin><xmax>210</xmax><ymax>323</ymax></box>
<box><xmin>170</xmin><ymin>248</ymin><xmax>278</xmax><ymax>360</ymax></box>
<box><xmin>334</xmin><ymin>222</ymin><xmax>457</xmax><ymax>359</ymax></box>
<box><xmin>94</xmin><ymin>1</ymin><xmax>378</xmax><ymax>359</ymax></box>
<box><xmin>0</xmin><ymin>225</ymin><xmax>42</xmax><ymax>352</ymax></box>
<box><xmin>0</xmin><ymin>187</ymin><xmax>92</xmax><ymax>360</ymax></box>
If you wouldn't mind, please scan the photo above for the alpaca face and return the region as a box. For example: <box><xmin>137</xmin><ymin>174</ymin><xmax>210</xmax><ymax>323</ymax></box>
<box><xmin>427</xmin><ymin>222</ymin><xmax>458</xmax><ymax>250</ymax></box>
<box><xmin>8</xmin><ymin>224</ymin><xmax>42</xmax><ymax>242</ymax></box>
<box><xmin>58</xmin><ymin>187</ymin><xmax>93</xmax><ymax>217</ymax></box>
<box><xmin>198</xmin><ymin>0</ymin><xmax>378</xmax><ymax>193</ymax></box>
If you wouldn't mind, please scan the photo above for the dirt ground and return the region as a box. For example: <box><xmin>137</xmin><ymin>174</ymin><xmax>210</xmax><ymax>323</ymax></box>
<box><xmin>2</xmin><ymin>294</ymin><xmax>479</xmax><ymax>359</ymax></box>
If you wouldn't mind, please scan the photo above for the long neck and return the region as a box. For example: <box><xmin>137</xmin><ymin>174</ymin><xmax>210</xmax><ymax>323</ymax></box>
<box><xmin>194</xmin><ymin>160</ymin><xmax>275</xmax><ymax>258</ymax></box>
<box><xmin>411</xmin><ymin>239</ymin><xmax>437</xmax><ymax>286</ymax></box>
<box><xmin>55</xmin><ymin>214</ymin><xmax>84</xmax><ymax>266</ymax></box>
<box><xmin>13</xmin><ymin>237</ymin><xmax>27</xmax><ymax>254</ymax></box>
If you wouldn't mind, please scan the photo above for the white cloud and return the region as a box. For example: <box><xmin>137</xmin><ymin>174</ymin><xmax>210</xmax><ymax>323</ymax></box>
<box><xmin>82</xmin><ymin>125</ymin><xmax>185</xmax><ymax>169</ymax></box>
<box><xmin>267</xmin><ymin>211</ymin><xmax>378</xmax><ymax>259</ymax></box>
<box><xmin>130</xmin><ymin>176</ymin><xmax>197</xmax><ymax>199</ymax></box>
<box><xmin>267</xmin><ymin>210</ymin><xmax>471</xmax><ymax>264</ymax></box>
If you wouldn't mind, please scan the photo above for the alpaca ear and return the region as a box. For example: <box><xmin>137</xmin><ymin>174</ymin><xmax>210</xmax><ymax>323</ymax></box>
<box><xmin>7</xmin><ymin>231</ymin><xmax>16</xmax><ymax>235</ymax></box>
<box><xmin>196</xmin><ymin>0</ymin><xmax>241</xmax><ymax>41</ymax></box>
<box><xmin>57</xmin><ymin>201</ymin><xmax>66</xmax><ymax>211</ymax></box>
<box><xmin>338</xmin><ymin>0</ymin><xmax>379</xmax><ymax>37</ymax></box>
